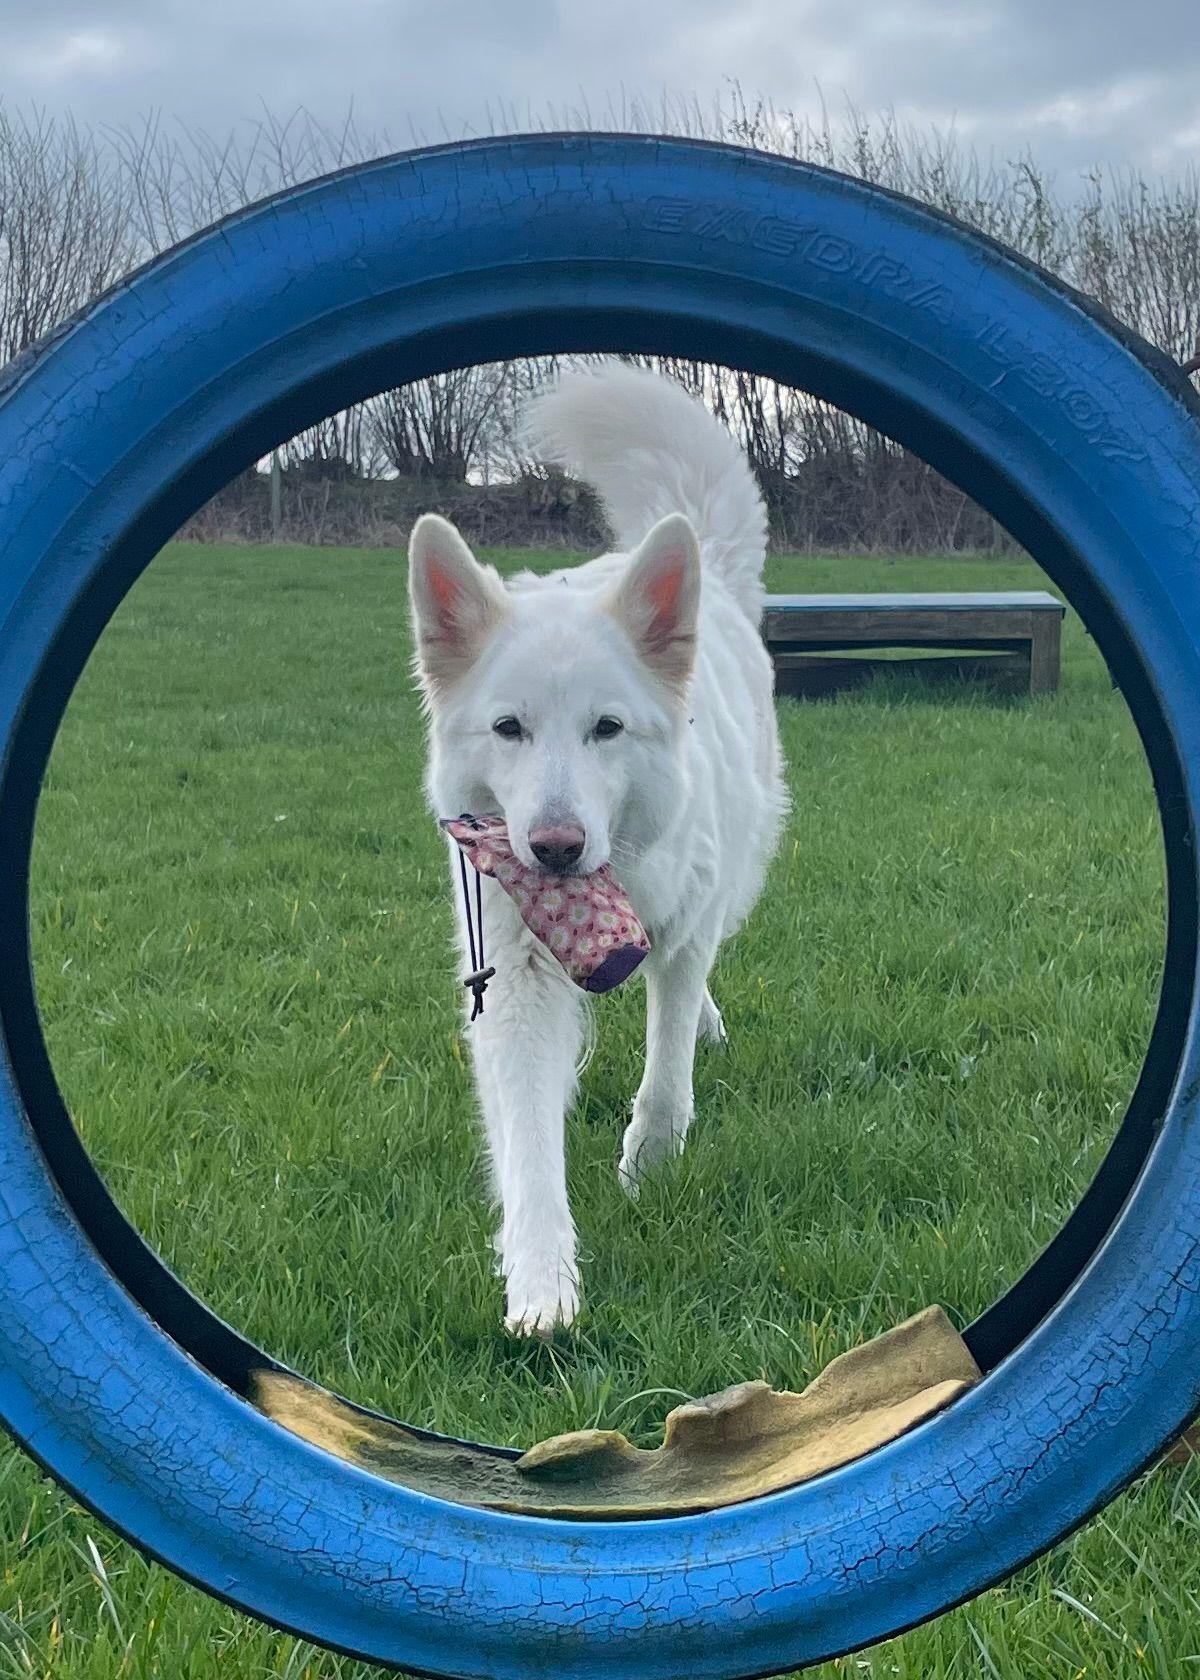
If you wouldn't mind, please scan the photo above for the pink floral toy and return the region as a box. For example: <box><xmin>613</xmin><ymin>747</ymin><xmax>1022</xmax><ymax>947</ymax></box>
<box><xmin>441</xmin><ymin>814</ymin><xmax>651</xmax><ymax>1016</ymax></box>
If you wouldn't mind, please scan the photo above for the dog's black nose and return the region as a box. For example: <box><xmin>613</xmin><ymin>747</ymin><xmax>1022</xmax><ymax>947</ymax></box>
<box><xmin>529</xmin><ymin>823</ymin><xmax>586</xmax><ymax>872</ymax></box>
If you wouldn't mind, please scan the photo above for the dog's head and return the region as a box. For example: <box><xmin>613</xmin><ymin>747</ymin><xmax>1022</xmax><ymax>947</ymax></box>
<box><xmin>408</xmin><ymin>512</ymin><xmax>700</xmax><ymax>876</ymax></box>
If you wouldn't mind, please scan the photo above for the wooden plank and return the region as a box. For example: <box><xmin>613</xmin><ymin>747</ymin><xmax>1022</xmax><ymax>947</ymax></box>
<box><xmin>763</xmin><ymin>609</ymin><xmax>1039</xmax><ymax>646</ymax></box>
<box><xmin>770</xmin><ymin>636</ymin><xmax>1035</xmax><ymax>654</ymax></box>
<box><xmin>772</xmin><ymin>651</ymin><xmax>1030</xmax><ymax>699</ymax></box>
<box><xmin>763</xmin><ymin>588</ymin><xmax>1062</xmax><ymax>698</ymax></box>
<box><xmin>763</xmin><ymin>591</ymin><xmax>1065</xmax><ymax>613</ymax></box>
<box><xmin>760</xmin><ymin>590</ymin><xmax>1064</xmax><ymax>698</ymax></box>
<box><xmin>1028</xmin><ymin>610</ymin><xmax>1062</xmax><ymax>695</ymax></box>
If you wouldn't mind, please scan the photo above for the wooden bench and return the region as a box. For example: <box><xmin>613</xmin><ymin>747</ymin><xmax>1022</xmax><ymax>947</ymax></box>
<box><xmin>762</xmin><ymin>591</ymin><xmax>1066</xmax><ymax>699</ymax></box>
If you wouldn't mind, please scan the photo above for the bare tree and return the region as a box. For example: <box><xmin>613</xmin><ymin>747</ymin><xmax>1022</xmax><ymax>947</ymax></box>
<box><xmin>109</xmin><ymin>104</ymin><xmax>387</xmax><ymax>252</ymax></box>
<box><xmin>0</xmin><ymin>105</ymin><xmax>139</xmax><ymax>364</ymax></box>
<box><xmin>279</xmin><ymin>405</ymin><xmax>381</xmax><ymax>481</ymax></box>
<box><xmin>369</xmin><ymin>364</ymin><xmax>513</xmax><ymax>482</ymax></box>
<box><xmin>1073</xmin><ymin>167</ymin><xmax>1200</xmax><ymax>363</ymax></box>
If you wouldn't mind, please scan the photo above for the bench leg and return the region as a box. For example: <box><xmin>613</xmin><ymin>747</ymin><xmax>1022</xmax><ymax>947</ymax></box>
<box><xmin>1028</xmin><ymin>615</ymin><xmax>1062</xmax><ymax>696</ymax></box>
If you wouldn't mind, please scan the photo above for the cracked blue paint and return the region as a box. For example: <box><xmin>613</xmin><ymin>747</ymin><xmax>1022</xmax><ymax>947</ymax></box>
<box><xmin>0</xmin><ymin>134</ymin><xmax>1199</xmax><ymax>1678</ymax></box>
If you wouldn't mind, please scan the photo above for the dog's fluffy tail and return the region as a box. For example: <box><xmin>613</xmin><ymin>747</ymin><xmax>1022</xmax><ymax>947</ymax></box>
<box><xmin>525</xmin><ymin>362</ymin><xmax>768</xmax><ymax>619</ymax></box>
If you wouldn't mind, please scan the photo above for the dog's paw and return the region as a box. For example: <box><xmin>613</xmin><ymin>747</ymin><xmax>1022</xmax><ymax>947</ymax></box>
<box><xmin>618</xmin><ymin>1102</ymin><xmax>691</xmax><ymax>1197</ymax></box>
<box><xmin>503</xmin><ymin>1262</ymin><xmax>579</xmax><ymax>1338</ymax></box>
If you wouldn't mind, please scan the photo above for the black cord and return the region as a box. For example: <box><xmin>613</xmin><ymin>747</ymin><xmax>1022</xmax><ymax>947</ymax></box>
<box><xmin>457</xmin><ymin>848</ymin><xmax>495</xmax><ymax>1020</ymax></box>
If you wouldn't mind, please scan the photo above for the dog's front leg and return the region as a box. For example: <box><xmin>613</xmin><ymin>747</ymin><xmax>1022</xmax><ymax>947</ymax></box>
<box><xmin>619</xmin><ymin>937</ymin><xmax>715</xmax><ymax>1194</ymax></box>
<box><xmin>468</xmin><ymin>948</ymin><xmax>585</xmax><ymax>1335</ymax></box>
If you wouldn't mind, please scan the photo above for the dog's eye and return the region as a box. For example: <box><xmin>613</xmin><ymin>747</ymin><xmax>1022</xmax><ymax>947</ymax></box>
<box><xmin>593</xmin><ymin>716</ymin><xmax>624</xmax><ymax>741</ymax></box>
<box><xmin>492</xmin><ymin>716</ymin><xmax>523</xmax><ymax>741</ymax></box>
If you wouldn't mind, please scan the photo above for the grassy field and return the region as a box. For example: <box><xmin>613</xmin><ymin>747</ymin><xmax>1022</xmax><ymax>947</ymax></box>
<box><xmin>9</xmin><ymin>539</ymin><xmax>1195</xmax><ymax>1676</ymax></box>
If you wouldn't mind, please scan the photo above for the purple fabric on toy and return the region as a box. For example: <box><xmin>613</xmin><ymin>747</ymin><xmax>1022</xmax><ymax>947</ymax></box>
<box><xmin>441</xmin><ymin>814</ymin><xmax>651</xmax><ymax>994</ymax></box>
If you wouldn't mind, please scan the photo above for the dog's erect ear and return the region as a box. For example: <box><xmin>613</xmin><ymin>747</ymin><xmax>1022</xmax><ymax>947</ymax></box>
<box><xmin>408</xmin><ymin>514</ymin><xmax>508</xmax><ymax>692</ymax></box>
<box><xmin>606</xmin><ymin>513</ymin><xmax>700</xmax><ymax>691</ymax></box>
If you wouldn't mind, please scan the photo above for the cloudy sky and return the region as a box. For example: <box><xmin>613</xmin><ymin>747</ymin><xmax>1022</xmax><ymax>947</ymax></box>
<box><xmin>1</xmin><ymin>0</ymin><xmax>1197</xmax><ymax>182</ymax></box>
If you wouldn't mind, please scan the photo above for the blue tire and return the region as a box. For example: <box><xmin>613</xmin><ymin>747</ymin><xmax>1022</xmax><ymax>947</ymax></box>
<box><xmin>1</xmin><ymin>135</ymin><xmax>1199</xmax><ymax>1678</ymax></box>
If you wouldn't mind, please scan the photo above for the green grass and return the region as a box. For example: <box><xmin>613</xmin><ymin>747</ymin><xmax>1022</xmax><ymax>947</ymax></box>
<box><xmin>7</xmin><ymin>540</ymin><xmax>1195</xmax><ymax>1676</ymax></box>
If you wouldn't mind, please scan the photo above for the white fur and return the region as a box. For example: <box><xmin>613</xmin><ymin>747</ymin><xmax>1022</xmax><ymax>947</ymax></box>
<box><xmin>409</xmin><ymin>362</ymin><xmax>787</xmax><ymax>1335</ymax></box>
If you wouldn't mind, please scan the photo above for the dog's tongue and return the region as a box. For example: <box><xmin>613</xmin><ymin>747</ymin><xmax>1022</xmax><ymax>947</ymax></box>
<box><xmin>441</xmin><ymin>814</ymin><xmax>650</xmax><ymax>995</ymax></box>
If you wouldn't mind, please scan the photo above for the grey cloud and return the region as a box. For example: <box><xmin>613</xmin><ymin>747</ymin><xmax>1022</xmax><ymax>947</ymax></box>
<box><xmin>0</xmin><ymin>0</ymin><xmax>1195</xmax><ymax>179</ymax></box>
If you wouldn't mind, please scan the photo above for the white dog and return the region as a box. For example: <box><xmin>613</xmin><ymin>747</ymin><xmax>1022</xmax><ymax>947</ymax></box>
<box><xmin>408</xmin><ymin>363</ymin><xmax>787</xmax><ymax>1334</ymax></box>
